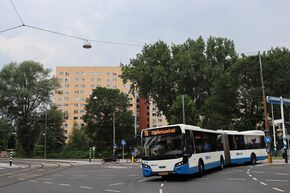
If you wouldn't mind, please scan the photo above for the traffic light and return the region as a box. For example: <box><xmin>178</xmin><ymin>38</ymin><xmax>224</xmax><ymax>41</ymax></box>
<box><xmin>8</xmin><ymin>135</ymin><xmax>16</xmax><ymax>149</ymax></box>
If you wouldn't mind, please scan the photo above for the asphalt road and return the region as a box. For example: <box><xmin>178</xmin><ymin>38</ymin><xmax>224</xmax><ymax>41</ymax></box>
<box><xmin>0</xmin><ymin>159</ymin><xmax>289</xmax><ymax>193</ymax></box>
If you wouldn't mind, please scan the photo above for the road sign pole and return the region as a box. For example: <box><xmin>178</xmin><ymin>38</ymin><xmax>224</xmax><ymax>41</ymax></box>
<box><xmin>122</xmin><ymin>145</ymin><xmax>124</xmax><ymax>160</ymax></box>
<box><xmin>271</xmin><ymin>103</ymin><xmax>278</xmax><ymax>157</ymax></box>
<box><xmin>280</xmin><ymin>97</ymin><xmax>288</xmax><ymax>163</ymax></box>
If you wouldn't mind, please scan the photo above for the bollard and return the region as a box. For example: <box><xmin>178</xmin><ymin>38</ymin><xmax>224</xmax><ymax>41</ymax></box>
<box><xmin>89</xmin><ymin>147</ymin><xmax>92</xmax><ymax>163</ymax></box>
<box><xmin>131</xmin><ymin>155</ymin><xmax>134</xmax><ymax>164</ymax></box>
<box><xmin>9</xmin><ymin>149</ymin><xmax>12</xmax><ymax>166</ymax></box>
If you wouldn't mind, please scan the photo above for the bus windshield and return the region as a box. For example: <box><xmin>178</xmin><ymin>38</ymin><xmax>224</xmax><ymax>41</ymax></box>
<box><xmin>142</xmin><ymin>127</ymin><xmax>183</xmax><ymax>160</ymax></box>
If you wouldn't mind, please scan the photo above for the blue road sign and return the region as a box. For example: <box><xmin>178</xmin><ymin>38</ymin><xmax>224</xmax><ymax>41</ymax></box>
<box><xmin>264</xmin><ymin>136</ymin><xmax>272</xmax><ymax>144</ymax></box>
<box><xmin>267</xmin><ymin>96</ymin><xmax>290</xmax><ymax>105</ymax></box>
<box><xmin>267</xmin><ymin>96</ymin><xmax>281</xmax><ymax>104</ymax></box>
<box><xmin>121</xmin><ymin>139</ymin><xmax>126</xmax><ymax>146</ymax></box>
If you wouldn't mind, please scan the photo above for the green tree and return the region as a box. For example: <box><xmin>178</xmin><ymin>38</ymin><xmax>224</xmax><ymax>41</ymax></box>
<box><xmin>0</xmin><ymin>61</ymin><xmax>59</xmax><ymax>157</ymax></box>
<box><xmin>37</xmin><ymin>106</ymin><xmax>66</xmax><ymax>153</ymax></box>
<box><xmin>169</xmin><ymin>95</ymin><xmax>198</xmax><ymax>125</ymax></box>
<box><xmin>121</xmin><ymin>37</ymin><xmax>237</xmax><ymax>127</ymax></box>
<box><xmin>82</xmin><ymin>87</ymin><xmax>135</xmax><ymax>152</ymax></box>
<box><xmin>231</xmin><ymin>47</ymin><xmax>290</xmax><ymax>131</ymax></box>
<box><xmin>67</xmin><ymin>124</ymin><xmax>88</xmax><ymax>151</ymax></box>
<box><xmin>0</xmin><ymin>119</ymin><xmax>12</xmax><ymax>151</ymax></box>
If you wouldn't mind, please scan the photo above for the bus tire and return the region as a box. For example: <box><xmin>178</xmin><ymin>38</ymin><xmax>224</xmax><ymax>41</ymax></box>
<box><xmin>250</xmin><ymin>153</ymin><xmax>257</xmax><ymax>165</ymax></box>
<box><xmin>197</xmin><ymin>160</ymin><xmax>204</xmax><ymax>177</ymax></box>
<box><xmin>219</xmin><ymin>156</ymin><xmax>224</xmax><ymax>170</ymax></box>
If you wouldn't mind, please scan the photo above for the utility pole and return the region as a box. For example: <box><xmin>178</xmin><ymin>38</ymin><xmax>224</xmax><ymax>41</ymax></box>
<box><xmin>44</xmin><ymin>110</ymin><xmax>47</xmax><ymax>159</ymax></box>
<box><xmin>259</xmin><ymin>51</ymin><xmax>272</xmax><ymax>163</ymax></box>
<box><xmin>113</xmin><ymin>112</ymin><xmax>116</xmax><ymax>155</ymax></box>
<box><xmin>182</xmin><ymin>95</ymin><xmax>185</xmax><ymax>124</ymax></box>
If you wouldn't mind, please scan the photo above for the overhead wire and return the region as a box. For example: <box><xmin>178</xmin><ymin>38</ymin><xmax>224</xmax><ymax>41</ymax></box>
<box><xmin>1</xmin><ymin>0</ymin><xmax>143</xmax><ymax>48</ymax></box>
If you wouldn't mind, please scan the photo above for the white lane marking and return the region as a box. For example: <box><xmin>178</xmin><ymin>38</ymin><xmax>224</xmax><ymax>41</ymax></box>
<box><xmin>274</xmin><ymin>173</ymin><xmax>288</xmax><ymax>176</ymax></box>
<box><xmin>248</xmin><ymin>174</ymin><xmax>252</xmax><ymax>177</ymax></box>
<box><xmin>159</xmin><ymin>189</ymin><xmax>163</xmax><ymax>193</ymax></box>
<box><xmin>266</xmin><ymin>179</ymin><xmax>288</xmax><ymax>182</ymax></box>
<box><xmin>272</xmin><ymin>187</ymin><xmax>285</xmax><ymax>192</ymax></box>
<box><xmin>109</xmin><ymin>182</ymin><xmax>124</xmax><ymax>186</ymax></box>
<box><xmin>252</xmin><ymin>178</ymin><xmax>257</xmax><ymax>181</ymax></box>
<box><xmin>60</xmin><ymin>183</ymin><xmax>71</xmax><ymax>187</ymax></box>
<box><xmin>246</xmin><ymin>172</ymin><xmax>250</xmax><ymax>174</ymax></box>
<box><xmin>44</xmin><ymin>181</ymin><xmax>53</xmax><ymax>184</ymax></box>
<box><xmin>137</xmin><ymin>179</ymin><xmax>147</xmax><ymax>182</ymax></box>
<box><xmin>80</xmin><ymin>186</ymin><xmax>93</xmax><ymax>190</ymax></box>
<box><xmin>260</xmin><ymin>182</ymin><xmax>267</xmax><ymax>186</ymax></box>
<box><xmin>104</xmin><ymin>189</ymin><xmax>120</xmax><ymax>193</ymax></box>
<box><xmin>228</xmin><ymin>178</ymin><xmax>247</xmax><ymax>181</ymax></box>
<box><xmin>29</xmin><ymin>180</ymin><xmax>38</xmax><ymax>183</ymax></box>
<box><xmin>160</xmin><ymin>183</ymin><xmax>164</xmax><ymax>187</ymax></box>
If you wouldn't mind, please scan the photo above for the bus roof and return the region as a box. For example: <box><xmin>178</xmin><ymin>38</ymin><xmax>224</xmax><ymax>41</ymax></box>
<box><xmin>141</xmin><ymin>124</ymin><xmax>222</xmax><ymax>134</ymax></box>
<box><xmin>219</xmin><ymin>130</ymin><xmax>265</xmax><ymax>136</ymax></box>
<box><xmin>141</xmin><ymin>124</ymin><xmax>265</xmax><ymax>136</ymax></box>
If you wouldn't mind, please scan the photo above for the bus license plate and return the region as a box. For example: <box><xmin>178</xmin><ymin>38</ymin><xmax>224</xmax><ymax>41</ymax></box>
<box><xmin>159</xmin><ymin>172</ymin><xmax>169</xmax><ymax>176</ymax></box>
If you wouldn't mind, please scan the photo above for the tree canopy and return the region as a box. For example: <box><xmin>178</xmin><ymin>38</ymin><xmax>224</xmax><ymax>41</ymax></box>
<box><xmin>122</xmin><ymin>36</ymin><xmax>290</xmax><ymax>131</ymax></box>
<box><xmin>0</xmin><ymin>61</ymin><xmax>59</xmax><ymax>157</ymax></box>
<box><xmin>82</xmin><ymin>87</ymin><xmax>135</xmax><ymax>153</ymax></box>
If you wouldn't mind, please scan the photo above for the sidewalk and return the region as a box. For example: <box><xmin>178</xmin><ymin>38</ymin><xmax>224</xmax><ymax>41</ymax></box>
<box><xmin>260</xmin><ymin>158</ymin><xmax>290</xmax><ymax>165</ymax></box>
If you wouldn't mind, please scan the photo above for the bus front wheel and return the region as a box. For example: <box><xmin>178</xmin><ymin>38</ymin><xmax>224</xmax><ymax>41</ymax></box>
<box><xmin>197</xmin><ymin>160</ymin><xmax>204</xmax><ymax>177</ymax></box>
<box><xmin>250</xmin><ymin>154</ymin><xmax>257</xmax><ymax>165</ymax></box>
<box><xmin>219</xmin><ymin>157</ymin><xmax>224</xmax><ymax>170</ymax></box>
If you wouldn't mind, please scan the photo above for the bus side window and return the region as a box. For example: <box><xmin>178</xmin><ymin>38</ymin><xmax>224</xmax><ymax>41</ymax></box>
<box><xmin>193</xmin><ymin>131</ymin><xmax>203</xmax><ymax>153</ymax></box>
<box><xmin>217</xmin><ymin>135</ymin><xmax>223</xmax><ymax>151</ymax></box>
<box><xmin>185</xmin><ymin>130</ymin><xmax>194</xmax><ymax>154</ymax></box>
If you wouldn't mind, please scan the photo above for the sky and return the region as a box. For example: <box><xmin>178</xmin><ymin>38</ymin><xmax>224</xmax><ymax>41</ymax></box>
<box><xmin>0</xmin><ymin>0</ymin><xmax>290</xmax><ymax>71</ymax></box>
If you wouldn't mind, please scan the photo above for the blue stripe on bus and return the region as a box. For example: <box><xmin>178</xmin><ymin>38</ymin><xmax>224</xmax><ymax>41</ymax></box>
<box><xmin>142</xmin><ymin>167</ymin><xmax>153</xmax><ymax>177</ymax></box>
<box><xmin>231</xmin><ymin>155</ymin><xmax>267</xmax><ymax>164</ymax></box>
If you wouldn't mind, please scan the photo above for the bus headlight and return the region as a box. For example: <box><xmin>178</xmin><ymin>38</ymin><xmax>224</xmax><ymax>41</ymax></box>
<box><xmin>175</xmin><ymin>161</ymin><xmax>185</xmax><ymax>167</ymax></box>
<box><xmin>142</xmin><ymin>163</ymin><xmax>151</xmax><ymax>169</ymax></box>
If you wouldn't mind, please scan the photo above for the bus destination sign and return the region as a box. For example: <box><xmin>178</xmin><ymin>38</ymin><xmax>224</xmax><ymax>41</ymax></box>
<box><xmin>143</xmin><ymin>127</ymin><xmax>180</xmax><ymax>137</ymax></box>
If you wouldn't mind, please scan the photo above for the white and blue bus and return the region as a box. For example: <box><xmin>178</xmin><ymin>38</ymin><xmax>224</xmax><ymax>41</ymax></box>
<box><xmin>141</xmin><ymin>124</ymin><xmax>267</xmax><ymax>177</ymax></box>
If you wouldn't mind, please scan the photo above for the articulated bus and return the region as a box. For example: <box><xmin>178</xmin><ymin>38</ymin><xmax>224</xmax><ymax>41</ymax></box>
<box><xmin>141</xmin><ymin>124</ymin><xmax>267</xmax><ymax>177</ymax></box>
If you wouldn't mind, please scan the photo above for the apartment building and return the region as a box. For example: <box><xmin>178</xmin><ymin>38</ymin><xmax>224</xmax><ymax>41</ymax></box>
<box><xmin>54</xmin><ymin>66</ymin><xmax>167</xmax><ymax>140</ymax></box>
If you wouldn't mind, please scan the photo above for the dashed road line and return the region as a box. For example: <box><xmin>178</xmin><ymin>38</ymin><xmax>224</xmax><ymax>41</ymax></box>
<box><xmin>272</xmin><ymin>187</ymin><xmax>285</xmax><ymax>192</ymax></box>
<box><xmin>43</xmin><ymin>181</ymin><xmax>53</xmax><ymax>184</ymax></box>
<box><xmin>159</xmin><ymin>189</ymin><xmax>163</xmax><ymax>193</ymax></box>
<box><xmin>60</xmin><ymin>183</ymin><xmax>71</xmax><ymax>187</ymax></box>
<box><xmin>266</xmin><ymin>179</ymin><xmax>288</xmax><ymax>182</ymax></box>
<box><xmin>109</xmin><ymin>182</ymin><xmax>124</xmax><ymax>186</ymax></box>
<box><xmin>160</xmin><ymin>183</ymin><xmax>164</xmax><ymax>187</ymax></box>
<box><xmin>104</xmin><ymin>189</ymin><xmax>121</xmax><ymax>192</ymax></box>
<box><xmin>274</xmin><ymin>173</ymin><xmax>288</xmax><ymax>176</ymax></box>
<box><xmin>80</xmin><ymin>186</ymin><xmax>93</xmax><ymax>190</ymax></box>
<box><xmin>260</xmin><ymin>182</ymin><xmax>267</xmax><ymax>186</ymax></box>
<box><xmin>137</xmin><ymin>179</ymin><xmax>147</xmax><ymax>182</ymax></box>
<box><xmin>252</xmin><ymin>178</ymin><xmax>258</xmax><ymax>181</ymax></box>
